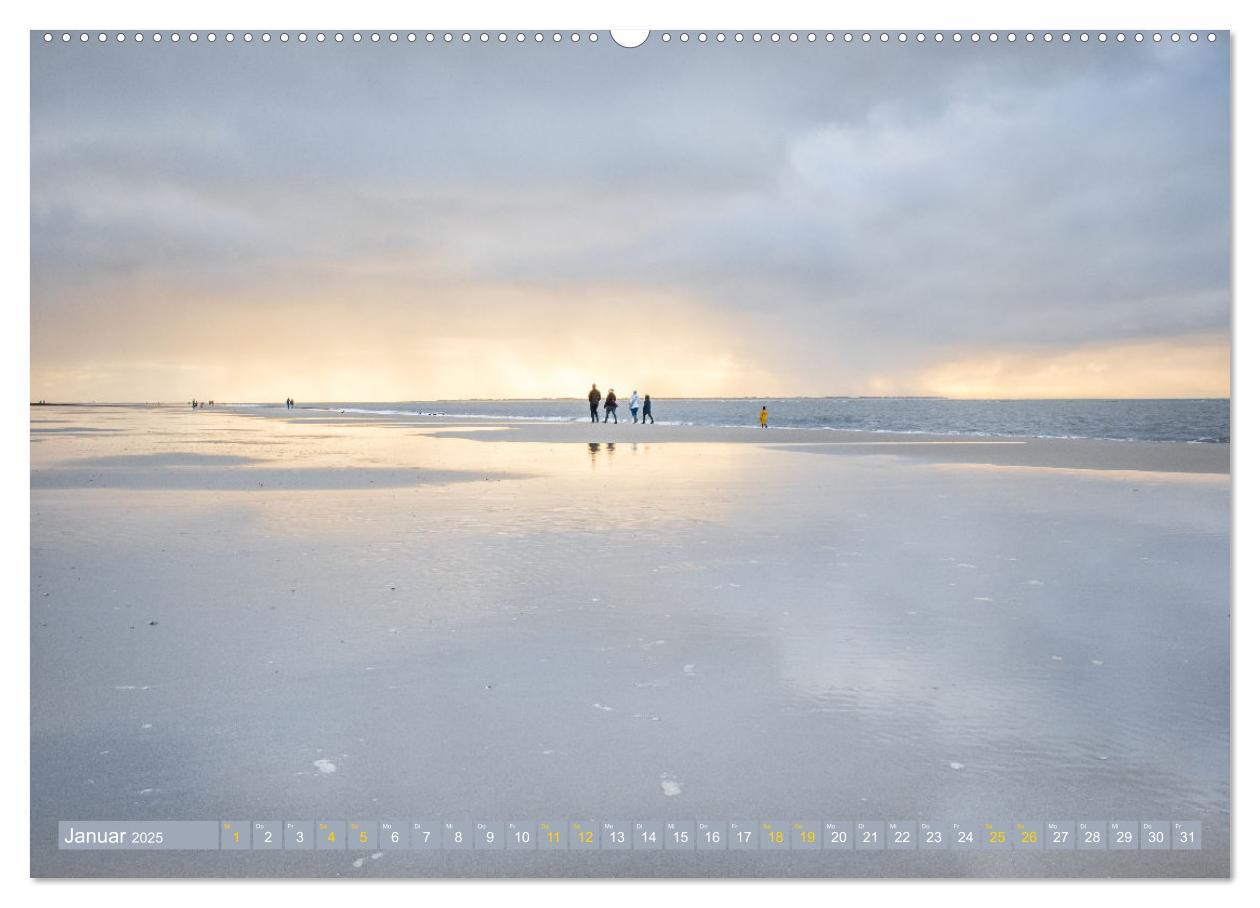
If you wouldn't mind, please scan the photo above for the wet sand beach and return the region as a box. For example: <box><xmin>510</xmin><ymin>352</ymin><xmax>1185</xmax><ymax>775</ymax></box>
<box><xmin>30</xmin><ymin>405</ymin><xmax>1229</xmax><ymax>877</ymax></box>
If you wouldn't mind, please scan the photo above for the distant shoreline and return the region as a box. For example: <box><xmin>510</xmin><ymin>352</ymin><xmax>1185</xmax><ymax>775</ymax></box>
<box><xmin>31</xmin><ymin>396</ymin><xmax>1231</xmax><ymax>405</ymax></box>
<box><xmin>31</xmin><ymin>399</ymin><xmax>1231</xmax><ymax>448</ymax></box>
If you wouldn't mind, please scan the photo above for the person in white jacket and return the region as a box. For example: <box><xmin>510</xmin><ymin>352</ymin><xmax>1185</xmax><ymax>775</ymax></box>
<box><xmin>629</xmin><ymin>390</ymin><xmax>641</xmax><ymax>423</ymax></box>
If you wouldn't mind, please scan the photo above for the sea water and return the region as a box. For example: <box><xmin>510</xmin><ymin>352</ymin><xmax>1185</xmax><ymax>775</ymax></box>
<box><xmin>287</xmin><ymin>398</ymin><xmax>1229</xmax><ymax>443</ymax></box>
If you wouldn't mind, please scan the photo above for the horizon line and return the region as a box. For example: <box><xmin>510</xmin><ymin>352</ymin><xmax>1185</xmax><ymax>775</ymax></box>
<box><xmin>30</xmin><ymin>396</ymin><xmax>1233</xmax><ymax>406</ymax></box>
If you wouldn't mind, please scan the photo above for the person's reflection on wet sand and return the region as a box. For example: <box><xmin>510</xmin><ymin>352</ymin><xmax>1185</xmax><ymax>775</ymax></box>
<box><xmin>587</xmin><ymin>441</ymin><xmax>616</xmax><ymax>466</ymax></box>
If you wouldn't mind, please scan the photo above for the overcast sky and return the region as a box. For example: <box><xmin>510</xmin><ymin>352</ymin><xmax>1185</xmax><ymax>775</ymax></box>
<box><xmin>31</xmin><ymin>33</ymin><xmax>1230</xmax><ymax>401</ymax></box>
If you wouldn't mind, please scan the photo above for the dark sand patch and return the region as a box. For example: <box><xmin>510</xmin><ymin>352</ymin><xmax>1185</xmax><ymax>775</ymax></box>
<box><xmin>31</xmin><ymin>426</ymin><xmax>125</xmax><ymax>435</ymax></box>
<box><xmin>68</xmin><ymin>453</ymin><xmax>267</xmax><ymax>468</ymax></box>
<box><xmin>31</xmin><ymin>466</ymin><xmax>530</xmax><ymax>491</ymax></box>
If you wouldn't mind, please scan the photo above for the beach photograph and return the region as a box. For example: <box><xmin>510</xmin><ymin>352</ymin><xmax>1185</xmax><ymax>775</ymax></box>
<box><xmin>28</xmin><ymin>27</ymin><xmax>1230</xmax><ymax>879</ymax></box>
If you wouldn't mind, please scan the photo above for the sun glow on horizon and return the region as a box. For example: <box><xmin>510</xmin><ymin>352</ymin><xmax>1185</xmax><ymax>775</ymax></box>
<box><xmin>30</xmin><ymin>329</ymin><xmax>1230</xmax><ymax>403</ymax></box>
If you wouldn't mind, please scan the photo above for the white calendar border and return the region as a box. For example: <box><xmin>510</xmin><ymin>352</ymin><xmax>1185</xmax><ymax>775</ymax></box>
<box><xmin>2</xmin><ymin>0</ymin><xmax>1253</xmax><ymax>906</ymax></box>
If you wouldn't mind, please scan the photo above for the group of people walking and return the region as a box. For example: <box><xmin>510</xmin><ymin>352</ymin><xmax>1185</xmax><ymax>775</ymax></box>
<box><xmin>285</xmin><ymin>397</ymin><xmax>296</xmax><ymax>409</ymax></box>
<box><xmin>588</xmin><ymin>385</ymin><xmax>653</xmax><ymax>424</ymax></box>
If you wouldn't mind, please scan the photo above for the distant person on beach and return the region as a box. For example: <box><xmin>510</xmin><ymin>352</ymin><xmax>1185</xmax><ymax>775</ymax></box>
<box><xmin>642</xmin><ymin>394</ymin><xmax>654</xmax><ymax>424</ymax></box>
<box><xmin>604</xmin><ymin>389</ymin><xmax>618</xmax><ymax>423</ymax></box>
<box><xmin>760</xmin><ymin>406</ymin><xmax>768</xmax><ymax>428</ymax></box>
<box><xmin>629</xmin><ymin>390</ymin><xmax>641</xmax><ymax>423</ymax></box>
<box><xmin>191</xmin><ymin>399</ymin><xmax>197</xmax><ymax>409</ymax></box>
<box><xmin>588</xmin><ymin>384</ymin><xmax>601</xmax><ymax>423</ymax></box>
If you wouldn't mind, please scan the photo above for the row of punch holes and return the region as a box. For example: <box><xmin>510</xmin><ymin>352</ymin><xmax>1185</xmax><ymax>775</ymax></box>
<box><xmin>43</xmin><ymin>30</ymin><xmax>1220</xmax><ymax>46</ymax></box>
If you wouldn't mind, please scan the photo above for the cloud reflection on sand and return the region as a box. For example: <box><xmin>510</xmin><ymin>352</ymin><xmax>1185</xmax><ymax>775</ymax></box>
<box><xmin>30</xmin><ymin>405</ymin><xmax>1229</xmax><ymax>877</ymax></box>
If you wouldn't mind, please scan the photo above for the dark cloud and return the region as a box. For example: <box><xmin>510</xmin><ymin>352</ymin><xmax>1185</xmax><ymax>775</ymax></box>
<box><xmin>31</xmin><ymin>33</ymin><xmax>1230</xmax><ymax>395</ymax></box>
